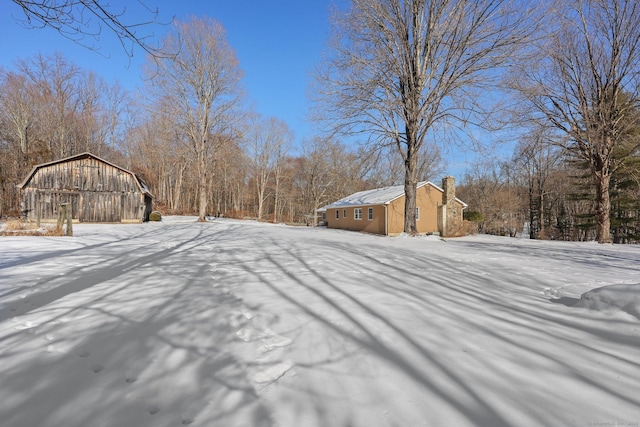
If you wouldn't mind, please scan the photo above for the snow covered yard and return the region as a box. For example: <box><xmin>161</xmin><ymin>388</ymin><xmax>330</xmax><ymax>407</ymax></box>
<box><xmin>0</xmin><ymin>217</ymin><xmax>639</xmax><ymax>427</ymax></box>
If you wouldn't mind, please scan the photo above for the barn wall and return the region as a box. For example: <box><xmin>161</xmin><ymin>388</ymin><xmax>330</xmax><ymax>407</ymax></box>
<box><xmin>21</xmin><ymin>156</ymin><xmax>148</xmax><ymax>223</ymax></box>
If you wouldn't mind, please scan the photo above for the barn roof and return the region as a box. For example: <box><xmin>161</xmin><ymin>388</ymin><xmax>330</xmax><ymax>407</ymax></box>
<box><xmin>318</xmin><ymin>181</ymin><xmax>467</xmax><ymax>211</ymax></box>
<box><xmin>18</xmin><ymin>152</ymin><xmax>152</xmax><ymax>197</ymax></box>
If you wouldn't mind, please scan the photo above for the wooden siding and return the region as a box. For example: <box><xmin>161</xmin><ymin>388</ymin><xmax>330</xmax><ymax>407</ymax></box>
<box><xmin>21</xmin><ymin>156</ymin><xmax>150</xmax><ymax>223</ymax></box>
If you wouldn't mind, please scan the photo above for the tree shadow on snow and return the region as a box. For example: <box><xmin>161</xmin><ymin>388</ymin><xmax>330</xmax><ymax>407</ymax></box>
<box><xmin>0</xmin><ymin>223</ymin><xmax>274</xmax><ymax>427</ymax></box>
<box><xmin>213</xmin><ymin>228</ymin><xmax>640</xmax><ymax>427</ymax></box>
<box><xmin>549</xmin><ymin>296</ymin><xmax>581</xmax><ymax>306</ymax></box>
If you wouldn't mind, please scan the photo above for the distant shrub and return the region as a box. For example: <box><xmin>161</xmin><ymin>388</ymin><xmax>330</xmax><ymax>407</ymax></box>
<box><xmin>149</xmin><ymin>211</ymin><xmax>162</xmax><ymax>221</ymax></box>
<box><xmin>444</xmin><ymin>220</ymin><xmax>478</xmax><ymax>237</ymax></box>
<box><xmin>461</xmin><ymin>220</ymin><xmax>478</xmax><ymax>236</ymax></box>
<box><xmin>464</xmin><ymin>211</ymin><xmax>484</xmax><ymax>223</ymax></box>
<box><xmin>226</xmin><ymin>209</ymin><xmax>254</xmax><ymax>219</ymax></box>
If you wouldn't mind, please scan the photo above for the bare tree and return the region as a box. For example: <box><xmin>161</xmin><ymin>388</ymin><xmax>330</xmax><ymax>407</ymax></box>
<box><xmin>513</xmin><ymin>126</ymin><xmax>563</xmax><ymax>239</ymax></box>
<box><xmin>0</xmin><ymin>52</ymin><xmax>134</xmax><ymax>216</ymax></box>
<box><xmin>365</xmin><ymin>142</ymin><xmax>443</xmax><ymax>187</ymax></box>
<box><xmin>76</xmin><ymin>72</ymin><xmax>109</xmax><ymax>154</ymax></box>
<box><xmin>127</xmin><ymin>100</ymin><xmax>190</xmax><ymax>212</ymax></box>
<box><xmin>146</xmin><ymin>17</ymin><xmax>243</xmax><ymax>221</ymax></box>
<box><xmin>9</xmin><ymin>0</ymin><xmax>170</xmax><ymax>59</ymax></box>
<box><xmin>0</xmin><ymin>72</ymin><xmax>37</xmax><ymax>158</ymax></box>
<box><xmin>17</xmin><ymin>53</ymin><xmax>82</xmax><ymax>158</ymax></box>
<box><xmin>10</xmin><ymin>52</ymin><xmax>126</xmax><ymax>158</ymax></box>
<box><xmin>315</xmin><ymin>0</ymin><xmax>537</xmax><ymax>234</ymax></box>
<box><xmin>299</xmin><ymin>138</ymin><xmax>335</xmax><ymax>225</ymax></box>
<box><xmin>0</xmin><ymin>70</ymin><xmax>41</xmax><ymax>217</ymax></box>
<box><xmin>297</xmin><ymin>137</ymin><xmax>370</xmax><ymax>225</ymax></box>
<box><xmin>244</xmin><ymin>114</ymin><xmax>293</xmax><ymax>221</ymax></box>
<box><xmin>103</xmin><ymin>81</ymin><xmax>129</xmax><ymax>152</ymax></box>
<box><xmin>210</xmin><ymin>134</ymin><xmax>247</xmax><ymax>217</ymax></box>
<box><xmin>458</xmin><ymin>159</ymin><xmax>526</xmax><ymax>237</ymax></box>
<box><xmin>512</xmin><ymin>0</ymin><xmax>640</xmax><ymax>243</ymax></box>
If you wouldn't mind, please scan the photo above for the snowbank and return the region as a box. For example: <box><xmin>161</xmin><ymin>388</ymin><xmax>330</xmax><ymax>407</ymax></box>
<box><xmin>575</xmin><ymin>283</ymin><xmax>640</xmax><ymax>319</ymax></box>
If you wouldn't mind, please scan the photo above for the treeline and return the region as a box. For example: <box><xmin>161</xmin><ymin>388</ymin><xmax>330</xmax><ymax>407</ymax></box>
<box><xmin>0</xmin><ymin>52</ymin><xmax>429</xmax><ymax>224</ymax></box>
<box><xmin>458</xmin><ymin>134</ymin><xmax>640</xmax><ymax>244</ymax></box>
<box><xmin>1</xmin><ymin>50</ymin><xmax>638</xmax><ymax>242</ymax></box>
<box><xmin>0</xmin><ymin>53</ymin><xmax>129</xmax><ymax>217</ymax></box>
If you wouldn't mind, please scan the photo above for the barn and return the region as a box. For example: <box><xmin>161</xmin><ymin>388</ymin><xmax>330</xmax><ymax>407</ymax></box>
<box><xmin>18</xmin><ymin>152</ymin><xmax>153</xmax><ymax>223</ymax></box>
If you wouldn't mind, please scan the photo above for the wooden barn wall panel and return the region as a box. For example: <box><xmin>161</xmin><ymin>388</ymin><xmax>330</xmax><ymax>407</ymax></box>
<box><xmin>21</xmin><ymin>157</ymin><xmax>148</xmax><ymax>223</ymax></box>
<box><xmin>25</xmin><ymin>158</ymin><xmax>139</xmax><ymax>193</ymax></box>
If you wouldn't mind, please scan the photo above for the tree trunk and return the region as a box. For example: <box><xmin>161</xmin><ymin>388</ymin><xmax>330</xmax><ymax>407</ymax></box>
<box><xmin>172</xmin><ymin>164</ymin><xmax>185</xmax><ymax>210</ymax></box>
<box><xmin>528</xmin><ymin>180</ymin><xmax>536</xmax><ymax>239</ymax></box>
<box><xmin>257</xmin><ymin>185</ymin><xmax>264</xmax><ymax>220</ymax></box>
<box><xmin>595</xmin><ymin>171</ymin><xmax>612</xmax><ymax>243</ymax></box>
<box><xmin>539</xmin><ymin>190</ymin><xmax>544</xmax><ymax>239</ymax></box>
<box><xmin>197</xmin><ymin>142</ymin><xmax>207</xmax><ymax>222</ymax></box>
<box><xmin>403</xmin><ymin>143</ymin><xmax>419</xmax><ymax>235</ymax></box>
<box><xmin>273</xmin><ymin>167</ymin><xmax>280</xmax><ymax>223</ymax></box>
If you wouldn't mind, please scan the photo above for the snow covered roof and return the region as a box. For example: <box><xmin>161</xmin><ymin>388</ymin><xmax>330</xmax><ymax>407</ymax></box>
<box><xmin>318</xmin><ymin>181</ymin><xmax>467</xmax><ymax>211</ymax></box>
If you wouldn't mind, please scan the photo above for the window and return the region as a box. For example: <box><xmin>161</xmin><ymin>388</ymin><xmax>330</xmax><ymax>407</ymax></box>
<box><xmin>354</xmin><ymin>208</ymin><xmax>362</xmax><ymax>220</ymax></box>
<box><xmin>343</xmin><ymin>209</ymin><xmax>347</xmax><ymax>218</ymax></box>
<box><xmin>415</xmin><ymin>207</ymin><xmax>420</xmax><ymax>221</ymax></box>
<box><xmin>322</xmin><ymin>212</ymin><xmax>326</xmax><ymax>221</ymax></box>
<box><xmin>368</xmin><ymin>207</ymin><xmax>374</xmax><ymax>220</ymax></box>
<box><xmin>336</xmin><ymin>210</ymin><xmax>340</xmax><ymax>220</ymax></box>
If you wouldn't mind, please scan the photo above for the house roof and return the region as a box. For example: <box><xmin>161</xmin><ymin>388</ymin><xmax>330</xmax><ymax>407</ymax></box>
<box><xmin>318</xmin><ymin>181</ymin><xmax>467</xmax><ymax>211</ymax></box>
<box><xmin>18</xmin><ymin>152</ymin><xmax>153</xmax><ymax>197</ymax></box>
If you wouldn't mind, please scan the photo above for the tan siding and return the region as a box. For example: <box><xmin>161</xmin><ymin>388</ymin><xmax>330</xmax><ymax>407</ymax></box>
<box><xmin>323</xmin><ymin>182</ymin><xmax>466</xmax><ymax>236</ymax></box>
<box><xmin>325</xmin><ymin>205</ymin><xmax>386</xmax><ymax>235</ymax></box>
<box><xmin>388</xmin><ymin>198</ymin><xmax>405</xmax><ymax>235</ymax></box>
<box><xmin>416</xmin><ymin>185</ymin><xmax>441</xmax><ymax>234</ymax></box>
<box><xmin>388</xmin><ymin>185</ymin><xmax>444</xmax><ymax>235</ymax></box>
<box><xmin>365</xmin><ymin>205</ymin><xmax>386</xmax><ymax>235</ymax></box>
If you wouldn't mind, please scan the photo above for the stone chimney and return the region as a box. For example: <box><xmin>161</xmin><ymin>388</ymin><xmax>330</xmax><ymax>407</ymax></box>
<box><xmin>441</xmin><ymin>176</ymin><xmax>459</xmax><ymax>237</ymax></box>
<box><xmin>442</xmin><ymin>176</ymin><xmax>455</xmax><ymax>206</ymax></box>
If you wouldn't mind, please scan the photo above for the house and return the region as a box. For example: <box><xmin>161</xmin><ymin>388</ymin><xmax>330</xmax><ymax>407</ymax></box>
<box><xmin>317</xmin><ymin>177</ymin><xmax>467</xmax><ymax>236</ymax></box>
<box><xmin>18</xmin><ymin>152</ymin><xmax>153</xmax><ymax>223</ymax></box>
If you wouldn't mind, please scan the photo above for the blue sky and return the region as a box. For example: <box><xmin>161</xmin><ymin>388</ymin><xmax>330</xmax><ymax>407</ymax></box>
<box><xmin>0</xmin><ymin>0</ymin><xmax>490</xmax><ymax>179</ymax></box>
<box><xmin>1</xmin><ymin>0</ymin><xmax>333</xmax><ymax>148</ymax></box>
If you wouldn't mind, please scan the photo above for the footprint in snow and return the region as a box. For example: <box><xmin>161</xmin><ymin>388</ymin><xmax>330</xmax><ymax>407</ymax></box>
<box><xmin>147</xmin><ymin>405</ymin><xmax>160</xmax><ymax>415</ymax></box>
<box><xmin>76</xmin><ymin>349</ymin><xmax>90</xmax><ymax>358</ymax></box>
<box><xmin>91</xmin><ymin>364</ymin><xmax>103</xmax><ymax>373</ymax></box>
<box><xmin>124</xmin><ymin>373</ymin><xmax>138</xmax><ymax>383</ymax></box>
